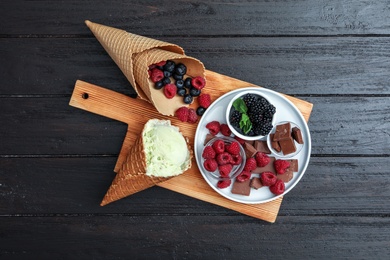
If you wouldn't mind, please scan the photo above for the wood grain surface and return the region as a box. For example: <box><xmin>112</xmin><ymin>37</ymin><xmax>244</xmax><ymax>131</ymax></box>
<box><xmin>1</xmin><ymin>0</ymin><xmax>389</xmax><ymax>259</ymax></box>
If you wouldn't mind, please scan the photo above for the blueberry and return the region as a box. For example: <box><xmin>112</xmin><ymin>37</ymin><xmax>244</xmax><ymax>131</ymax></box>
<box><xmin>196</xmin><ymin>107</ymin><xmax>206</xmax><ymax>116</ymax></box>
<box><xmin>175</xmin><ymin>63</ymin><xmax>187</xmax><ymax>76</ymax></box>
<box><xmin>173</xmin><ymin>74</ymin><xmax>184</xmax><ymax>81</ymax></box>
<box><xmin>175</xmin><ymin>79</ymin><xmax>184</xmax><ymax>88</ymax></box>
<box><xmin>177</xmin><ymin>88</ymin><xmax>186</xmax><ymax>96</ymax></box>
<box><xmin>154</xmin><ymin>80</ymin><xmax>164</xmax><ymax>89</ymax></box>
<box><xmin>184</xmin><ymin>77</ymin><xmax>193</xmax><ymax>88</ymax></box>
<box><xmin>189</xmin><ymin>87</ymin><xmax>201</xmax><ymax>97</ymax></box>
<box><xmin>183</xmin><ymin>94</ymin><xmax>193</xmax><ymax>104</ymax></box>
<box><xmin>163</xmin><ymin>70</ymin><xmax>172</xmax><ymax>78</ymax></box>
<box><xmin>163</xmin><ymin>60</ymin><xmax>176</xmax><ymax>72</ymax></box>
<box><xmin>162</xmin><ymin>77</ymin><xmax>171</xmax><ymax>85</ymax></box>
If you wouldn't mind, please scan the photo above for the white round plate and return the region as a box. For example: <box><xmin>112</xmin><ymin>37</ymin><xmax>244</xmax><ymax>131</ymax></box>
<box><xmin>194</xmin><ymin>87</ymin><xmax>311</xmax><ymax>204</ymax></box>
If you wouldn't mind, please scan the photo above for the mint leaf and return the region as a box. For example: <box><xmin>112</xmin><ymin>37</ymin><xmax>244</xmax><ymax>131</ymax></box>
<box><xmin>233</xmin><ymin>98</ymin><xmax>248</xmax><ymax>114</ymax></box>
<box><xmin>239</xmin><ymin>113</ymin><xmax>252</xmax><ymax>134</ymax></box>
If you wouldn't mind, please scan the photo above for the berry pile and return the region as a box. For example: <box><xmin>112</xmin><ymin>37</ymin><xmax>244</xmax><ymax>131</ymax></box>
<box><xmin>148</xmin><ymin>60</ymin><xmax>206</xmax><ymax>104</ymax></box>
<box><xmin>202</xmin><ymin>138</ymin><xmax>243</xmax><ymax>180</ymax></box>
<box><xmin>229</xmin><ymin>93</ymin><xmax>276</xmax><ymax>136</ymax></box>
<box><xmin>202</xmin><ymin>120</ymin><xmax>291</xmax><ymax>195</ymax></box>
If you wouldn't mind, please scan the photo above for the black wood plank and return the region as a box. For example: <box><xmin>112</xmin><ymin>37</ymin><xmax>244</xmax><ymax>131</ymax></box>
<box><xmin>1</xmin><ymin>1</ymin><xmax>390</xmax><ymax>36</ymax></box>
<box><xmin>1</xmin><ymin>37</ymin><xmax>390</xmax><ymax>95</ymax></box>
<box><xmin>1</xmin><ymin>215</ymin><xmax>389</xmax><ymax>259</ymax></box>
<box><xmin>1</xmin><ymin>157</ymin><xmax>389</xmax><ymax>215</ymax></box>
<box><xmin>0</xmin><ymin>97</ymin><xmax>389</xmax><ymax>155</ymax></box>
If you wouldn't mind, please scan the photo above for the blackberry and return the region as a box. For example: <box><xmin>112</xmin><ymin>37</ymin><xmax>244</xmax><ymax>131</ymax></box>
<box><xmin>242</xmin><ymin>94</ymin><xmax>257</xmax><ymax>108</ymax></box>
<box><xmin>229</xmin><ymin>110</ymin><xmax>241</xmax><ymax>127</ymax></box>
<box><xmin>253</xmin><ymin>121</ymin><xmax>273</xmax><ymax>136</ymax></box>
<box><xmin>263</xmin><ymin>104</ymin><xmax>276</xmax><ymax>118</ymax></box>
<box><xmin>249</xmin><ymin>113</ymin><xmax>263</xmax><ymax>125</ymax></box>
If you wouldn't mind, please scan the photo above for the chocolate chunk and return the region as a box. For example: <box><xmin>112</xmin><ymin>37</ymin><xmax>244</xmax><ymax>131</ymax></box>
<box><xmin>244</xmin><ymin>142</ymin><xmax>257</xmax><ymax>158</ymax></box>
<box><xmin>279</xmin><ymin>136</ymin><xmax>296</xmax><ymax>155</ymax></box>
<box><xmin>292</xmin><ymin>127</ymin><xmax>304</xmax><ymax>144</ymax></box>
<box><xmin>250</xmin><ymin>177</ymin><xmax>263</xmax><ymax>190</ymax></box>
<box><xmin>254</xmin><ymin>140</ymin><xmax>271</xmax><ymax>154</ymax></box>
<box><xmin>204</xmin><ymin>134</ymin><xmax>215</xmax><ymax>145</ymax></box>
<box><xmin>253</xmin><ymin>157</ymin><xmax>276</xmax><ymax>173</ymax></box>
<box><xmin>231</xmin><ymin>178</ymin><xmax>251</xmax><ymax>196</ymax></box>
<box><xmin>273</xmin><ymin>122</ymin><xmax>291</xmax><ymax>141</ymax></box>
<box><xmin>277</xmin><ymin>170</ymin><xmax>293</xmax><ymax>183</ymax></box>
<box><xmin>287</xmin><ymin>159</ymin><xmax>298</xmax><ymax>172</ymax></box>
<box><xmin>269</xmin><ymin>133</ymin><xmax>281</xmax><ymax>152</ymax></box>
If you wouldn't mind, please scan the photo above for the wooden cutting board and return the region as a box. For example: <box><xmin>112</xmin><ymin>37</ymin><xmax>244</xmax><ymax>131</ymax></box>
<box><xmin>69</xmin><ymin>70</ymin><xmax>313</xmax><ymax>222</ymax></box>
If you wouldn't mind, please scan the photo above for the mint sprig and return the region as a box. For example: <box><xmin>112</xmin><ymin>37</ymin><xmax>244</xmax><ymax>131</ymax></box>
<box><xmin>233</xmin><ymin>98</ymin><xmax>252</xmax><ymax>134</ymax></box>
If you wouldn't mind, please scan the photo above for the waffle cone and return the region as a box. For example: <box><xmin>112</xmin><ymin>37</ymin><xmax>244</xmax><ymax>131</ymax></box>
<box><xmin>85</xmin><ymin>20</ymin><xmax>205</xmax><ymax>115</ymax></box>
<box><xmin>100</xmin><ymin>135</ymin><xmax>172</xmax><ymax>206</ymax></box>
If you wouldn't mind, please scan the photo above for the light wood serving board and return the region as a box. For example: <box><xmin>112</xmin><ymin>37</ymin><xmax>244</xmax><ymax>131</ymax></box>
<box><xmin>69</xmin><ymin>70</ymin><xmax>313</xmax><ymax>223</ymax></box>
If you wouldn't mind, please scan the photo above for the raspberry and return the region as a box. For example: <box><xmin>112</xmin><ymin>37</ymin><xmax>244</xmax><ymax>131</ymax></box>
<box><xmin>163</xmin><ymin>84</ymin><xmax>176</xmax><ymax>99</ymax></box>
<box><xmin>260</xmin><ymin>171</ymin><xmax>277</xmax><ymax>186</ymax></box>
<box><xmin>187</xmin><ymin>108</ymin><xmax>198</xmax><ymax>123</ymax></box>
<box><xmin>202</xmin><ymin>146</ymin><xmax>216</xmax><ymax>159</ymax></box>
<box><xmin>206</xmin><ymin>121</ymin><xmax>221</xmax><ymax>135</ymax></box>
<box><xmin>216</xmin><ymin>152</ymin><xmax>232</xmax><ymax>165</ymax></box>
<box><xmin>175</xmin><ymin>107</ymin><xmax>189</xmax><ymax>122</ymax></box>
<box><xmin>274</xmin><ymin>159</ymin><xmax>290</xmax><ymax>174</ymax></box>
<box><xmin>255</xmin><ymin>152</ymin><xmax>270</xmax><ymax>167</ymax></box>
<box><xmin>269</xmin><ymin>179</ymin><xmax>285</xmax><ymax>195</ymax></box>
<box><xmin>198</xmin><ymin>93</ymin><xmax>211</xmax><ymax>108</ymax></box>
<box><xmin>219</xmin><ymin>164</ymin><xmax>233</xmax><ymax>177</ymax></box>
<box><xmin>212</xmin><ymin>139</ymin><xmax>225</xmax><ymax>153</ymax></box>
<box><xmin>225</xmin><ymin>141</ymin><xmax>240</xmax><ymax>155</ymax></box>
<box><xmin>150</xmin><ymin>68</ymin><xmax>164</xmax><ymax>83</ymax></box>
<box><xmin>191</xmin><ymin>76</ymin><xmax>206</xmax><ymax>90</ymax></box>
<box><xmin>217</xmin><ymin>179</ymin><xmax>232</xmax><ymax>189</ymax></box>
<box><xmin>220</xmin><ymin>124</ymin><xmax>232</xmax><ymax>136</ymax></box>
<box><xmin>236</xmin><ymin>170</ymin><xmax>251</xmax><ymax>182</ymax></box>
<box><xmin>230</xmin><ymin>154</ymin><xmax>243</xmax><ymax>165</ymax></box>
<box><xmin>244</xmin><ymin>157</ymin><xmax>257</xmax><ymax>172</ymax></box>
<box><xmin>204</xmin><ymin>159</ymin><xmax>218</xmax><ymax>172</ymax></box>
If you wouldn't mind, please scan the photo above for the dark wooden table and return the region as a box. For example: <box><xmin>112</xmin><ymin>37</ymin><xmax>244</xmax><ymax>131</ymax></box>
<box><xmin>1</xmin><ymin>1</ymin><xmax>389</xmax><ymax>259</ymax></box>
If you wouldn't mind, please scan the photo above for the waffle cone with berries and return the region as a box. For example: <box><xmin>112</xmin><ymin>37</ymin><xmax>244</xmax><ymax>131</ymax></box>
<box><xmin>85</xmin><ymin>20</ymin><xmax>205</xmax><ymax>116</ymax></box>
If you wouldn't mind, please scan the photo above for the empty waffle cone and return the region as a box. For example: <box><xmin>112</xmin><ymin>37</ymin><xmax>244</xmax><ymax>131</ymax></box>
<box><xmin>100</xmin><ymin>119</ymin><xmax>192</xmax><ymax>206</ymax></box>
<box><xmin>85</xmin><ymin>20</ymin><xmax>205</xmax><ymax>115</ymax></box>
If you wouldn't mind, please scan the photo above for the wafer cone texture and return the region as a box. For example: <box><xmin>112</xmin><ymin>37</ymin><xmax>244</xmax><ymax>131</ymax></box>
<box><xmin>85</xmin><ymin>20</ymin><xmax>205</xmax><ymax>116</ymax></box>
<box><xmin>100</xmin><ymin>135</ymin><xmax>171</xmax><ymax>206</ymax></box>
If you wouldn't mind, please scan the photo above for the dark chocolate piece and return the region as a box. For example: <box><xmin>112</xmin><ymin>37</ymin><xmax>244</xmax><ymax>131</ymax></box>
<box><xmin>254</xmin><ymin>140</ymin><xmax>271</xmax><ymax>154</ymax></box>
<box><xmin>244</xmin><ymin>142</ymin><xmax>257</xmax><ymax>158</ymax></box>
<box><xmin>273</xmin><ymin>122</ymin><xmax>291</xmax><ymax>141</ymax></box>
<box><xmin>250</xmin><ymin>177</ymin><xmax>263</xmax><ymax>190</ymax></box>
<box><xmin>292</xmin><ymin>127</ymin><xmax>304</xmax><ymax>144</ymax></box>
<box><xmin>279</xmin><ymin>136</ymin><xmax>296</xmax><ymax>155</ymax></box>
<box><xmin>269</xmin><ymin>134</ymin><xmax>281</xmax><ymax>152</ymax></box>
<box><xmin>252</xmin><ymin>157</ymin><xmax>276</xmax><ymax>174</ymax></box>
<box><xmin>231</xmin><ymin>179</ymin><xmax>251</xmax><ymax>196</ymax></box>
